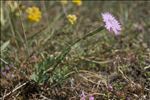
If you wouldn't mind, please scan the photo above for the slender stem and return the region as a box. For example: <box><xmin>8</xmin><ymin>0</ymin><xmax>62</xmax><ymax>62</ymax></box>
<box><xmin>7</xmin><ymin>8</ymin><xmax>19</xmax><ymax>48</ymax></box>
<box><xmin>7</xmin><ymin>5</ymin><xmax>20</xmax><ymax>62</ymax></box>
<box><xmin>8</xmin><ymin>9</ymin><xmax>24</xmax><ymax>44</ymax></box>
<box><xmin>18</xmin><ymin>5</ymin><xmax>29</xmax><ymax>56</ymax></box>
<box><xmin>62</xmin><ymin>4</ymin><xmax>67</xmax><ymax>16</ymax></box>
<box><xmin>41</xmin><ymin>1</ymin><xmax>51</xmax><ymax>35</ymax></box>
<box><xmin>44</xmin><ymin>26</ymin><xmax>104</xmax><ymax>74</ymax></box>
<box><xmin>72</xmin><ymin>26</ymin><xmax>104</xmax><ymax>46</ymax></box>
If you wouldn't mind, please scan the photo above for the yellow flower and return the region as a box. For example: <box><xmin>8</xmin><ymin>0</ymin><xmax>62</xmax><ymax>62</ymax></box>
<box><xmin>26</xmin><ymin>6</ymin><xmax>41</xmax><ymax>22</ymax></box>
<box><xmin>72</xmin><ymin>0</ymin><xmax>82</xmax><ymax>6</ymax></box>
<box><xmin>67</xmin><ymin>14</ymin><xmax>77</xmax><ymax>25</ymax></box>
<box><xmin>60</xmin><ymin>0</ymin><xmax>68</xmax><ymax>5</ymax></box>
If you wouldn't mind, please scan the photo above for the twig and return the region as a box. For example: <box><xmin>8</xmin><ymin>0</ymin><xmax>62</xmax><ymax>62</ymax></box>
<box><xmin>118</xmin><ymin>66</ymin><xmax>130</xmax><ymax>82</ymax></box>
<box><xmin>2</xmin><ymin>89</ymin><xmax>7</xmax><ymax>100</ymax></box>
<box><xmin>91</xmin><ymin>92</ymin><xmax>106</xmax><ymax>97</ymax></box>
<box><xmin>79</xmin><ymin>74</ymin><xmax>100</xmax><ymax>85</ymax></box>
<box><xmin>79</xmin><ymin>57</ymin><xmax>113</xmax><ymax>65</ymax></box>
<box><xmin>0</xmin><ymin>58</ymin><xmax>9</xmax><ymax>65</ymax></box>
<box><xmin>40</xmin><ymin>94</ymin><xmax>52</xmax><ymax>100</ymax></box>
<box><xmin>0</xmin><ymin>81</ymin><xmax>29</xmax><ymax>99</ymax></box>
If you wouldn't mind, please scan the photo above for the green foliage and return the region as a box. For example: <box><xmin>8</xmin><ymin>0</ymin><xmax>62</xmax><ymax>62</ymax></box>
<box><xmin>1</xmin><ymin>40</ymin><xmax>10</xmax><ymax>53</ymax></box>
<box><xmin>31</xmin><ymin>27</ymin><xmax>104</xmax><ymax>85</ymax></box>
<box><xmin>49</xmin><ymin>66</ymin><xmax>70</xmax><ymax>85</ymax></box>
<box><xmin>31</xmin><ymin>54</ymin><xmax>70</xmax><ymax>85</ymax></box>
<box><xmin>30</xmin><ymin>45</ymin><xmax>72</xmax><ymax>84</ymax></box>
<box><xmin>31</xmin><ymin>56</ymin><xmax>56</xmax><ymax>84</ymax></box>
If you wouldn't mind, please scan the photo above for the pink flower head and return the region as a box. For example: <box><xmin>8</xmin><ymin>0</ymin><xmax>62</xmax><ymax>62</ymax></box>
<box><xmin>89</xmin><ymin>95</ymin><xmax>94</xmax><ymax>100</ymax></box>
<box><xmin>102</xmin><ymin>12</ymin><xmax>121</xmax><ymax>35</ymax></box>
<box><xmin>108</xmin><ymin>84</ymin><xmax>113</xmax><ymax>92</ymax></box>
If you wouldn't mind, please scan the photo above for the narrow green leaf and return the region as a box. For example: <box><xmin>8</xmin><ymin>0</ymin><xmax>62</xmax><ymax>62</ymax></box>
<box><xmin>1</xmin><ymin>40</ymin><xmax>10</xmax><ymax>51</ymax></box>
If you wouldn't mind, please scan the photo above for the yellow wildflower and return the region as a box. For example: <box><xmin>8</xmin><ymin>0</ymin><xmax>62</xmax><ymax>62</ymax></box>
<box><xmin>60</xmin><ymin>0</ymin><xmax>68</xmax><ymax>5</ymax></box>
<box><xmin>72</xmin><ymin>0</ymin><xmax>82</xmax><ymax>6</ymax></box>
<box><xmin>67</xmin><ymin>14</ymin><xmax>77</xmax><ymax>25</ymax></box>
<box><xmin>26</xmin><ymin>6</ymin><xmax>41</xmax><ymax>22</ymax></box>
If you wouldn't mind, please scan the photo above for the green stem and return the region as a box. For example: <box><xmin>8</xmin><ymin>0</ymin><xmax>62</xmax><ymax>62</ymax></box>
<box><xmin>43</xmin><ymin>26</ymin><xmax>104</xmax><ymax>74</ymax></box>
<box><xmin>72</xmin><ymin>26</ymin><xmax>104</xmax><ymax>46</ymax></box>
<box><xmin>18</xmin><ymin>3</ymin><xmax>29</xmax><ymax>56</ymax></box>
